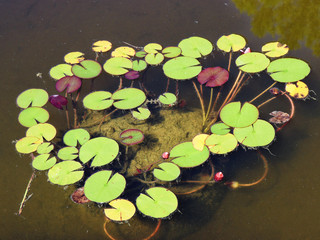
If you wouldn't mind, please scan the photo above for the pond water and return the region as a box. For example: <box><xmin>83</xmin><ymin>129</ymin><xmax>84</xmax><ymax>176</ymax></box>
<box><xmin>1</xmin><ymin>0</ymin><xmax>320</xmax><ymax>239</ymax></box>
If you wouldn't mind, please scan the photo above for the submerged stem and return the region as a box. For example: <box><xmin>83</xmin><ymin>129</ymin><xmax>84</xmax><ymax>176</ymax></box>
<box><xmin>192</xmin><ymin>81</ymin><xmax>206</xmax><ymax>126</ymax></box>
<box><xmin>227</xmin><ymin>51</ymin><xmax>232</xmax><ymax>72</ymax></box>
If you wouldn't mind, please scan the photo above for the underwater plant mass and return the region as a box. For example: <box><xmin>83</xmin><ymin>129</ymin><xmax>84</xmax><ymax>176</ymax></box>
<box><xmin>15</xmin><ymin>35</ymin><xmax>312</xmax><ymax>239</ymax></box>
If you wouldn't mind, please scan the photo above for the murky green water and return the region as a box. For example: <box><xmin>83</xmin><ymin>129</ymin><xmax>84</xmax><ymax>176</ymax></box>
<box><xmin>1</xmin><ymin>0</ymin><xmax>320</xmax><ymax>239</ymax></box>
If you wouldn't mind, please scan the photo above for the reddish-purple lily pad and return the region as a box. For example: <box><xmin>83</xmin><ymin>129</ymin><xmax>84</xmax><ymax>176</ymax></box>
<box><xmin>119</xmin><ymin>129</ymin><xmax>144</xmax><ymax>146</ymax></box>
<box><xmin>56</xmin><ymin>76</ymin><xmax>82</xmax><ymax>94</ymax></box>
<box><xmin>49</xmin><ymin>95</ymin><xmax>68</xmax><ymax>110</ymax></box>
<box><xmin>124</xmin><ymin>71</ymin><xmax>140</xmax><ymax>80</ymax></box>
<box><xmin>197</xmin><ymin>67</ymin><xmax>229</xmax><ymax>87</ymax></box>
<box><xmin>269</xmin><ymin>111</ymin><xmax>290</xmax><ymax>124</ymax></box>
<box><xmin>71</xmin><ymin>187</ymin><xmax>90</xmax><ymax>204</ymax></box>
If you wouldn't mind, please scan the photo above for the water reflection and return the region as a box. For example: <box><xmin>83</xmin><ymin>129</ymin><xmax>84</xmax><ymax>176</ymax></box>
<box><xmin>232</xmin><ymin>0</ymin><xmax>320</xmax><ymax>55</ymax></box>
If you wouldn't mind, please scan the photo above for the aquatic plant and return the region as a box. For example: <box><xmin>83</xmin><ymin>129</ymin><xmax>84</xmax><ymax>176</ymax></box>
<box><xmin>14</xmin><ymin>34</ymin><xmax>314</xmax><ymax>239</ymax></box>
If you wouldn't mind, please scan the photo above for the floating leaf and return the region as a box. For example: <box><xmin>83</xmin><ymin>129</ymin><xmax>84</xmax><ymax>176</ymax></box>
<box><xmin>79</xmin><ymin>137</ymin><xmax>119</xmax><ymax>167</ymax></box>
<box><xmin>16</xmin><ymin>89</ymin><xmax>49</xmax><ymax>109</ymax></box>
<box><xmin>158</xmin><ymin>92</ymin><xmax>177</xmax><ymax>105</ymax></box>
<box><xmin>233</xmin><ymin>119</ymin><xmax>275</xmax><ymax>147</ymax></box>
<box><xmin>64</xmin><ymin>52</ymin><xmax>85</xmax><ymax>64</ymax></box>
<box><xmin>120</xmin><ymin>129</ymin><xmax>144</xmax><ymax>146</ymax></box>
<box><xmin>132</xmin><ymin>107</ymin><xmax>151</xmax><ymax>120</ymax></box>
<box><xmin>49</xmin><ymin>95</ymin><xmax>68</xmax><ymax>110</ymax></box>
<box><xmin>144</xmin><ymin>43</ymin><xmax>162</xmax><ymax>53</ymax></box>
<box><xmin>71</xmin><ymin>187</ymin><xmax>90</xmax><ymax>204</ymax></box>
<box><xmin>104</xmin><ymin>199</ymin><xmax>136</xmax><ymax>221</ymax></box>
<box><xmin>153</xmin><ymin>162</ymin><xmax>180</xmax><ymax>181</ymax></box>
<box><xmin>216</xmin><ymin>34</ymin><xmax>246</xmax><ymax>52</ymax></box>
<box><xmin>205</xmin><ymin>133</ymin><xmax>238</xmax><ymax>154</ymax></box>
<box><xmin>210</xmin><ymin>122</ymin><xmax>231</xmax><ymax>135</ymax></box>
<box><xmin>132</xmin><ymin>60</ymin><xmax>147</xmax><ymax>71</ymax></box>
<box><xmin>267</xmin><ymin>58</ymin><xmax>311</xmax><ymax>83</ymax></box>
<box><xmin>124</xmin><ymin>71</ymin><xmax>140</xmax><ymax>80</ymax></box>
<box><xmin>37</xmin><ymin>142</ymin><xmax>54</xmax><ymax>154</ymax></box>
<box><xmin>63</xmin><ymin>128</ymin><xmax>90</xmax><ymax>147</ymax></box>
<box><xmin>236</xmin><ymin>52</ymin><xmax>270</xmax><ymax>73</ymax></box>
<box><xmin>84</xmin><ymin>170</ymin><xmax>126</xmax><ymax>203</ymax></box>
<box><xmin>49</xmin><ymin>64</ymin><xmax>73</xmax><ymax>80</ymax></box>
<box><xmin>83</xmin><ymin>91</ymin><xmax>113</xmax><ymax>110</ymax></box>
<box><xmin>56</xmin><ymin>76</ymin><xmax>82</xmax><ymax>93</ymax></box>
<box><xmin>26</xmin><ymin>123</ymin><xmax>57</xmax><ymax>141</ymax></box>
<box><xmin>178</xmin><ymin>36</ymin><xmax>213</xmax><ymax>58</ymax></box>
<box><xmin>220</xmin><ymin>102</ymin><xmax>259</xmax><ymax>128</ymax></box>
<box><xmin>197</xmin><ymin>67</ymin><xmax>229</xmax><ymax>87</ymax></box>
<box><xmin>112</xmin><ymin>88</ymin><xmax>146</xmax><ymax>110</ymax></box>
<box><xmin>32</xmin><ymin>154</ymin><xmax>56</xmax><ymax>171</ymax></box>
<box><xmin>136</xmin><ymin>187</ymin><xmax>178</xmax><ymax>219</ymax></box>
<box><xmin>269</xmin><ymin>111</ymin><xmax>290</xmax><ymax>124</ymax></box>
<box><xmin>145</xmin><ymin>53</ymin><xmax>164</xmax><ymax>65</ymax></box>
<box><xmin>192</xmin><ymin>134</ymin><xmax>209</xmax><ymax>151</ymax></box>
<box><xmin>103</xmin><ymin>57</ymin><xmax>132</xmax><ymax>75</ymax></box>
<box><xmin>71</xmin><ymin>60</ymin><xmax>102</xmax><ymax>79</ymax></box>
<box><xmin>262</xmin><ymin>42</ymin><xmax>289</xmax><ymax>57</ymax></box>
<box><xmin>92</xmin><ymin>40</ymin><xmax>112</xmax><ymax>53</ymax></box>
<box><xmin>170</xmin><ymin>142</ymin><xmax>209</xmax><ymax>168</ymax></box>
<box><xmin>163</xmin><ymin>56</ymin><xmax>202</xmax><ymax>80</ymax></box>
<box><xmin>18</xmin><ymin>107</ymin><xmax>49</xmax><ymax>127</ymax></box>
<box><xmin>57</xmin><ymin>147</ymin><xmax>79</xmax><ymax>160</ymax></box>
<box><xmin>162</xmin><ymin>46</ymin><xmax>181</xmax><ymax>58</ymax></box>
<box><xmin>111</xmin><ymin>47</ymin><xmax>135</xmax><ymax>58</ymax></box>
<box><xmin>135</xmin><ymin>51</ymin><xmax>147</xmax><ymax>58</ymax></box>
<box><xmin>15</xmin><ymin>136</ymin><xmax>42</xmax><ymax>154</ymax></box>
<box><xmin>285</xmin><ymin>81</ymin><xmax>309</xmax><ymax>99</ymax></box>
<box><xmin>48</xmin><ymin>161</ymin><xmax>84</xmax><ymax>185</ymax></box>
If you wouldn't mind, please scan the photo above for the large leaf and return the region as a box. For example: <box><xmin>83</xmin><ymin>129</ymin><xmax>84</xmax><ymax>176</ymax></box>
<box><xmin>49</xmin><ymin>64</ymin><xmax>73</xmax><ymax>80</ymax></box>
<box><xmin>153</xmin><ymin>162</ymin><xmax>181</xmax><ymax>181</ymax></box>
<box><xmin>71</xmin><ymin>60</ymin><xmax>102</xmax><ymax>79</ymax></box>
<box><xmin>18</xmin><ymin>107</ymin><xmax>49</xmax><ymax>127</ymax></box>
<box><xmin>216</xmin><ymin>34</ymin><xmax>246</xmax><ymax>52</ymax></box>
<box><xmin>112</xmin><ymin>88</ymin><xmax>146</xmax><ymax>110</ymax></box>
<box><xmin>48</xmin><ymin>161</ymin><xmax>84</xmax><ymax>185</ymax></box>
<box><xmin>163</xmin><ymin>56</ymin><xmax>202</xmax><ymax>80</ymax></box>
<box><xmin>83</xmin><ymin>91</ymin><xmax>113</xmax><ymax>110</ymax></box>
<box><xmin>178</xmin><ymin>36</ymin><xmax>213</xmax><ymax>58</ymax></box>
<box><xmin>235</xmin><ymin>52</ymin><xmax>270</xmax><ymax>73</ymax></box>
<box><xmin>103</xmin><ymin>57</ymin><xmax>132</xmax><ymax>75</ymax></box>
<box><xmin>63</xmin><ymin>128</ymin><xmax>90</xmax><ymax>147</ymax></box>
<box><xmin>205</xmin><ymin>133</ymin><xmax>238</xmax><ymax>154</ymax></box>
<box><xmin>104</xmin><ymin>199</ymin><xmax>136</xmax><ymax>221</ymax></box>
<box><xmin>26</xmin><ymin>123</ymin><xmax>57</xmax><ymax>141</ymax></box>
<box><xmin>16</xmin><ymin>89</ymin><xmax>49</xmax><ymax>109</ymax></box>
<box><xmin>144</xmin><ymin>43</ymin><xmax>162</xmax><ymax>53</ymax></box>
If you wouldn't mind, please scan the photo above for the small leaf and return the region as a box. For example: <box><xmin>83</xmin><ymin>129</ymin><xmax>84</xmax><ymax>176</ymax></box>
<box><xmin>16</xmin><ymin>89</ymin><xmax>49</xmax><ymax>109</ymax></box>
<box><xmin>26</xmin><ymin>123</ymin><xmax>57</xmax><ymax>142</ymax></box>
<box><xmin>15</xmin><ymin>136</ymin><xmax>42</xmax><ymax>154</ymax></box>
<box><xmin>120</xmin><ymin>129</ymin><xmax>144</xmax><ymax>146</ymax></box>
<box><xmin>92</xmin><ymin>40</ymin><xmax>112</xmax><ymax>53</ymax></box>
<box><xmin>64</xmin><ymin>52</ymin><xmax>85</xmax><ymax>64</ymax></box>
<box><xmin>48</xmin><ymin>161</ymin><xmax>84</xmax><ymax>185</ymax></box>
<box><xmin>111</xmin><ymin>47</ymin><xmax>135</xmax><ymax>58</ymax></box>
<box><xmin>236</xmin><ymin>52</ymin><xmax>270</xmax><ymax>73</ymax></box>
<box><xmin>49</xmin><ymin>95</ymin><xmax>68</xmax><ymax>110</ymax></box>
<box><xmin>205</xmin><ymin>133</ymin><xmax>238</xmax><ymax>154</ymax></box>
<box><xmin>135</xmin><ymin>51</ymin><xmax>147</xmax><ymax>58</ymax></box>
<box><xmin>37</xmin><ymin>142</ymin><xmax>54</xmax><ymax>154</ymax></box>
<box><xmin>63</xmin><ymin>128</ymin><xmax>90</xmax><ymax>147</ymax></box>
<box><xmin>132</xmin><ymin>60</ymin><xmax>147</xmax><ymax>71</ymax></box>
<box><xmin>71</xmin><ymin>60</ymin><xmax>102</xmax><ymax>79</ymax></box>
<box><xmin>57</xmin><ymin>147</ymin><xmax>79</xmax><ymax>160</ymax></box>
<box><xmin>285</xmin><ymin>81</ymin><xmax>309</xmax><ymax>99</ymax></box>
<box><xmin>56</xmin><ymin>76</ymin><xmax>82</xmax><ymax>93</ymax></box>
<box><xmin>192</xmin><ymin>134</ymin><xmax>209</xmax><ymax>151</ymax></box>
<box><xmin>158</xmin><ymin>92</ymin><xmax>177</xmax><ymax>105</ymax></box>
<box><xmin>131</xmin><ymin>107</ymin><xmax>151</xmax><ymax>120</ymax></box>
<box><xmin>144</xmin><ymin>43</ymin><xmax>162</xmax><ymax>53</ymax></box>
<box><xmin>112</xmin><ymin>88</ymin><xmax>146</xmax><ymax>110</ymax></box>
<box><xmin>197</xmin><ymin>67</ymin><xmax>229</xmax><ymax>87</ymax></box>
<box><xmin>216</xmin><ymin>34</ymin><xmax>246</xmax><ymax>52</ymax></box>
<box><xmin>145</xmin><ymin>53</ymin><xmax>164</xmax><ymax>65</ymax></box>
<box><xmin>18</xmin><ymin>107</ymin><xmax>49</xmax><ymax>127</ymax></box>
<box><xmin>162</xmin><ymin>46</ymin><xmax>182</xmax><ymax>58</ymax></box>
<box><xmin>32</xmin><ymin>154</ymin><xmax>56</xmax><ymax>171</ymax></box>
<box><xmin>103</xmin><ymin>57</ymin><xmax>132</xmax><ymax>75</ymax></box>
<box><xmin>210</xmin><ymin>122</ymin><xmax>231</xmax><ymax>135</ymax></box>
<box><xmin>153</xmin><ymin>162</ymin><xmax>180</xmax><ymax>181</ymax></box>
<box><xmin>262</xmin><ymin>42</ymin><xmax>289</xmax><ymax>57</ymax></box>
<box><xmin>269</xmin><ymin>111</ymin><xmax>290</xmax><ymax>124</ymax></box>
<box><xmin>104</xmin><ymin>199</ymin><xmax>136</xmax><ymax>221</ymax></box>
<box><xmin>83</xmin><ymin>91</ymin><xmax>113</xmax><ymax>110</ymax></box>
<box><xmin>124</xmin><ymin>71</ymin><xmax>140</xmax><ymax>80</ymax></box>
<box><xmin>49</xmin><ymin>64</ymin><xmax>73</xmax><ymax>80</ymax></box>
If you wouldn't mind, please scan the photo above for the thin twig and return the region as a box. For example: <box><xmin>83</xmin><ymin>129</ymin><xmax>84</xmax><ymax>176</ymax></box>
<box><xmin>249</xmin><ymin>82</ymin><xmax>277</xmax><ymax>104</ymax></box>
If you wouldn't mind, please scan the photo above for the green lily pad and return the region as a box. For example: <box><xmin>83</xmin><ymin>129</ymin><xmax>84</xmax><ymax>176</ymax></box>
<box><xmin>236</xmin><ymin>52</ymin><xmax>270</xmax><ymax>73</ymax></box>
<box><xmin>48</xmin><ymin>161</ymin><xmax>84</xmax><ymax>186</ymax></box>
<box><xmin>112</xmin><ymin>88</ymin><xmax>146</xmax><ymax>110</ymax></box>
<box><xmin>32</xmin><ymin>154</ymin><xmax>57</xmax><ymax>171</ymax></box>
<box><xmin>205</xmin><ymin>133</ymin><xmax>238</xmax><ymax>154</ymax></box>
<box><xmin>79</xmin><ymin>137</ymin><xmax>119</xmax><ymax>167</ymax></box>
<box><xmin>233</xmin><ymin>119</ymin><xmax>275</xmax><ymax>147</ymax></box>
<box><xmin>111</xmin><ymin>47</ymin><xmax>135</xmax><ymax>58</ymax></box>
<box><xmin>18</xmin><ymin>107</ymin><xmax>49</xmax><ymax>127</ymax></box>
<box><xmin>267</xmin><ymin>58</ymin><xmax>311</xmax><ymax>83</ymax></box>
<box><xmin>153</xmin><ymin>162</ymin><xmax>180</xmax><ymax>181</ymax></box>
<box><xmin>163</xmin><ymin>56</ymin><xmax>202</xmax><ymax>80</ymax></box>
<box><xmin>132</xmin><ymin>60</ymin><xmax>147</xmax><ymax>71</ymax></box>
<box><xmin>135</xmin><ymin>50</ymin><xmax>147</xmax><ymax>58</ymax></box>
<box><xmin>103</xmin><ymin>57</ymin><xmax>132</xmax><ymax>75</ymax></box>
<box><xmin>210</xmin><ymin>122</ymin><xmax>231</xmax><ymax>135</ymax></box>
<box><xmin>84</xmin><ymin>170</ymin><xmax>126</xmax><ymax>203</ymax></box>
<box><xmin>16</xmin><ymin>89</ymin><xmax>49</xmax><ymax>109</ymax></box>
<box><xmin>71</xmin><ymin>60</ymin><xmax>102</xmax><ymax>79</ymax></box>
<box><xmin>63</xmin><ymin>128</ymin><xmax>90</xmax><ymax>147</ymax></box>
<box><xmin>49</xmin><ymin>64</ymin><xmax>73</xmax><ymax>80</ymax></box>
<box><xmin>58</xmin><ymin>147</ymin><xmax>79</xmax><ymax>160</ymax></box>
<box><xmin>83</xmin><ymin>91</ymin><xmax>113</xmax><ymax>110</ymax></box>
<box><xmin>262</xmin><ymin>42</ymin><xmax>289</xmax><ymax>58</ymax></box>
<box><xmin>120</xmin><ymin>129</ymin><xmax>144</xmax><ymax>146</ymax></box>
<box><xmin>178</xmin><ymin>36</ymin><xmax>213</xmax><ymax>58</ymax></box>
<box><xmin>145</xmin><ymin>53</ymin><xmax>164</xmax><ymax>65</ymax></box>
<box><xmin>132</xmin><ymin>107</ymin><xmax>151</xmax><ymax>120</ymax></box>
<box><xmin>136</xmin><ymin>187</ymin><xmax>178</xmax><ymax>219</ymax></box>
<box><xmin>158</xmin><ymin>92</ymin><xmax>177</xmax><ymax>105</ymax></box>
<box><xmin>104</xmin><ymin>199</ymin><xmax>136</xmax><ymax>222</ymax></box>
<box><xmin>144</xmin><ymin>43</ymin><xmax>162</xmax><ymax>53</ymax></box>
<box><xmin>37</xmin><ymin>142</ymin><xmax>54</xmax><ymax>154</ymax></box>
<box><xmin>162</xmin><ymin>46</ymin><xmax>182</xmax><ymax>58</ymax></box>
<box><xmin>170</xmin><ymin>142</ymin><xmax>210</xmax><ymax>168</ymax></box>
<box><xmin>220</xmin><ymin>102</ymin><xmax>259</xmax><ymax>128</ymax></box>
<box><xmin>26</xmin><ymin>123</ymin><xmax>57</xmax><ymax>141</ymax></box>
<box><xmin>216</xmin><ymin>34</ymin><xmax>246</xmax><ymax>52</ymax></box>
<box><xmin>15</xmin><ymin>136</ymin><xmax>42</xmax><ymax>154</ymax></box>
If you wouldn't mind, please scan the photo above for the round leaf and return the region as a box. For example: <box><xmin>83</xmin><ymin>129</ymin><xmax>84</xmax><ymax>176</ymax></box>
<box><xmin>153</xmin><ymin>163</ymin><xmax>180</xmax><ymax>181</ymax></box>
<box><xmin>120</xmin><ymin>129</ymin><xmax>144</xmax><ymax>146</ymax></box>
<box><xmin>111</xmin><ymin>46</ymin><xmax>135</xmax><ymax>58</ymax></box>
<box><xmin>205</xmin><ymin>133</ymin><xmax>238</xmax><ymax>154</ymax></box>
<box><xmin>262</xmin><ymin>42</ymin><xmax>289</xmax><ymax>57</ymax></box>
<box><xmin>26</xmin><ymin>123</ymin><xmax>57</xmax><ymax>141</ymax></box>
<box><xmin>135</xmin><ymin>51</ymin><xmax>147</xmax><ymax>58</ymax></box>
<box><xmin>145</xmin><ymin>53</ymin><xmax>164</xmax><ymax>65</ymax></box>
<box><xmin>104</xmin><ymin>199</ymin><xmax>136</xmax><ymax>222</ymax></box>
<box><xmin>210</xmin><ymin>122</ymin><xmax>231</xmax><ymax>135</ymax></box>
<box><xmin>48</xmin><ymin>161</ymin><xmax>84</xmax><ymax>185</ymax></box>
<box><xmin>37</xmin><ymin>142</ymin><xmax>54</xmax><ymax>154</ymax></box>
<box><xmin>163</xmin><ymin>56</ymin><xmax>202</xmax><ymax>80</ymax></box>
<box><xmin>16</xmin><ymin>89</ymin><xmax>49</xmax><ymax>109</ymax></box>
<box><xmin>64</xmin><ymin>52</ymin><xmax>85</xmax><ymax>64</ymax></box>
<box><xmin>162</xmin><ymin>46</ymin><xmax>181</xmax><ymax>58</ymax></box>
<box><xmin>132</xmin><ymin>60</ymin><xmax>147</xmax><ymax>71</ymax></box>
<box><xmin>49</xmin><ymin>95</ymin><xmax>68</xmax><ymax>110</ymax></box>
<box><xmin>216</xmin><ymin>34</ymin><xmax>246</xmax><ymax>52</ymax></box>
<box><xmin>178</xmin><ymin>36</ymin><xmax>213</xmax><ymax>58</ymax></box>
<box><xmin>103</xmin><ymin>57</ymin><xmax>132</xmax><ymax>75</ymax></box>
<box><xmin>56</xmin><ymin>76</ymin><xmax>82</xmax><ymax>93</ymax></box>
<box><xmin>18</xmin><ymin>107</ymin><xmax>49</xmax><ymax>127</ymax></box>
<box><xmin>144</xmin><ymin>43</ymin><xmax>162</xmax><ymax>53</ymax></box>
<box><xmin>112</xmin><ymin>88</ymin><xmax>146</xmax><ymax>110</ymax></box>
<box><xmin>15</xmin><ymin>136</ymin><xmax>42</xmax><ymax>154</ymax></box>
<box><xmin>285</xmin><ymin>81</ymin><xmax>309</xmax><ymax>99</ymax></box>
<box><xmin>58</xmin><ymin>147</ymin><xmax>79</xmax><ymax>160</ymax></box>
<box><xmin>83</xmin><ymin>91</ymin><xmax>113</xmax><ymax>110</ymax></box>
<box><xmin>197</xmin><ymin>67</ymin><xmax>229</xmax><ymax>87</ymax></box>
<box><xmin>49</xmin><ymin>64</ymin><xmax>73</xmax><ymax>80</ymax></box>
<box><xmin>158</xmin><ymin>92</ymin><xmax>177</xmax><ymax>105</ymax></box>
<box><xmin>192</xmin><ymin>134</ymin><xmax>209</xmax><ymax>151</ymax></box>
<box><xmin>131</xmin><ymin>107</ymin><xmax>151</xmax><ymax>120</ymax></box>
<box><xmin>92</xmin><ymin>40</ymin><xmax>112</xmax><ymax>53</ymax></box>
<box><xmin>32</xmin><ymin>154</ymin><xmax>56</xmax><ymax>171</ymax></box>
<box><xmin>63</xmin><ymin>128</ymin><xmax>90</xmax><ymax>147</ymax></box>
<box><xmin>124</xmin><ymin>71</ymin><xmax>140</xmax><ymax>80</ymax></box>
<box><xmin>236</xmin><ymin>52</ymin><xmax>270</xmax><ymax>73</ymax></box>
<box><xmin>71</xmin><ymin>60</ymin><xmax>102</xmax><ymax>79</ymax></box>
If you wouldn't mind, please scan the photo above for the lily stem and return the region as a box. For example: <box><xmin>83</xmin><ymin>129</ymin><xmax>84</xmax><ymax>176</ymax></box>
<box><xmin>249</xmin><ymin>82</ymin><xmax>277</xmax><ymax>104</ymax></box>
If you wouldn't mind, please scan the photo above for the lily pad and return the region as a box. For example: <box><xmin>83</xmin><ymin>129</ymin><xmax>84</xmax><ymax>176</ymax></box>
<box><xmin>112</xmin><ymin>88</ymin><xmax>146</xmax><ymax>110</ymax></box>
<box><xmin>267</xmin><ymin>58</ymin><xmax>310</xmax><ymax>83</ymax></box>
<box><xmin>16</xmin><ymin>89</ymin><xmax>49</xmax><ymax>109</ymax></box>
<box><xmin>262</xmin><ymin>42</ymin><xmax>289</xmax><ymax>57</ymax></box>
<box><xmin>236</xmin><ymin>52</ymin><xmax>270</xmax><ymax>73</ymax></box>
<box><xmin>197</xmin><ymin>67</ymin><xmax>229</xmax><ymax>87</ymax></box>
<box><xmin>84</xmin><ymin>170</ymin><xmax>126</xmax><ymax>203</ymax></box>
<box><xmin>162</xmin><ymin>46</ymin><xmax>182</xmax><ymax>58</ymax></box>
<box><xmin>145</xmin><ymin>53</ymin><xmax>164</xmax><ymax>65</ymax></box>
<box><xmin>192</xmin><ymin>134</ymin><xmax>209</xmax><ymax>151</ymax></box>
<box><xmin>37</xmin><ymin>142</ymin><xmax>54</xmax><ymax>154</ymax></box>
<box><xmin>26</xmin><ymin>123</ymin><xmax>57</xmax><ymax>141</ymax></box>
<box><xmin>136</xmin><ymin>187</ymin><xmax>178</xmax><ymax>219</ymax></box>
<box><xmin>64</xmin><ymin>52</ymin><xmax>85</xmax><ymax>64</ymax></box>
<box><xmin>135</xmin><ymin>51</ymin><xmax>147</xmax><ymax>58</ymax></box>
<box><xmin>132</xmin><ymin>107</ymin><xmax>151</xmax><ymax>120</ymax></box>
<box><xmin>18</xmin><ymin>107</ymin><xmax>49</xmax><ymax>127</ymax></box>
<box><xmin>205</xmin><ymin>133</ymin><xmax>238</xmax><ymax>154</ymax></box>
<box><xmin>158</xmin><ymin>92</ymin><xmax>177</xmax><ymax>105</ymax></box>
<box><xmin>83</xmin><ymin>91</ymin><xmax>113</xmax><ymax>110</ymax></box>
<box><xmin>170</xmin><ymin>142</ymin><xmax>210</xmax><ymax>168</ymax></box>
<box><xmin>144</xmin><ymin>43</ymin><xmax>162</xmax><ymax>53</ymax></box>
<box><xmin>63</xmin><ymin>128</ymin><xmax>90</xmax><ymax>147</ymax></box>
<box><xmin>15</xmin><ymin>136</ymin><xmax>42</xmax><ymax>154</ymax></box>
<box><xmin>178</xmin><ymin>36</ymin><xmax>213</xmax><ymax>58</ymax></box>
<box><xmin>220</xmin><ymin>102</ymin><xmax>259</xmax><ymax>128</ymax></box>
<box><xmin>120</xmin><ymin>129</ymin><xmax>144</xmax><ymax>146</ymax></box>
<box><xmin>104</xmin><ymin>199</ymin><xmax>136</xmax><ymax>221</ymax></box>
<box><xmin>269</xmin><ymin>111</ymin><xmax>290</xmax><ymax>124</ymax></box>
<box><xmin>71</xmin><ymin>60</ymin><xmax>102</xmax><ymax>79</ymax></box>
<box><xmin>103</xmin><ymin>57</ymin><xmax>132</xmax><ymax>75</ymax></box>
<box><xmin>210</xmin><ymin>122</ymin><xmax>231</xmax><ymax>135</ymax></box>
<box><xmin>163</xmin><ymin>56</ymin><xmax>202</xmax><ymax>80</ymax></box>
<box><xmin>124</xmin><ymin>71</ymin><xmax>140</xmax><ymax>80</ymax></box>
<box><xmin>285</xmin><ymin>81</ymin><xmax>309</xmax><ymax>99</ymax></box>
<box><xmin>92</xmin><ymin>40</ymin><xmax>112</xmax><ymax>53</ymax></box>
<box><xmin>132</xmin><ymin>60</ymin><xmax>147</xmax><ymax>71</ymax></box>
<box><xmin>56</xmin><ymin>76</ymin><xmax>82</xmax><ymax>93</ymax></box>
<box><xmin>48</xmin><ymin>160</ymin><xmax>84</xmax><ymax>185</ymax></box>
<box><xmin>32</xmin><ymin>154</ymin><xmax>57</xmax><ymax>171</ymax></box>
<box><xmin>49</xmin><ymin>95</ymin><xmax>68</xmax><ymax>110</ymax></box>
<box><xmin>79</xmin><ymin>137</ymin><xmax>119</xmax><ymax>167</ymax></box>
<box><xmin>153</xmin><ymin>162</ymin><xmax>180</xmax><ymax>181</ymax></box>
<box><xmin>57</xmin><ymin>147</ymin><xmax>79</xmax><ymax>160</ymax></box>
<box><xmin>233</xmin><ymin>119</ymin><xmax>275</xmax><ymax>147</ymax></box>
<box><xmin>216</xmin><ymin>34</ymin><xmax>246</xmax><ymax>52</ymax></box>
<box><xmin>111</xmin><ymin>46</ymin><xmax>135</xmax><ymax>58</ymax></box>
<box><xmin>49</xmin><ymin>64</ymin><xmax>73</xmax><ymax>80</ymax></box>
